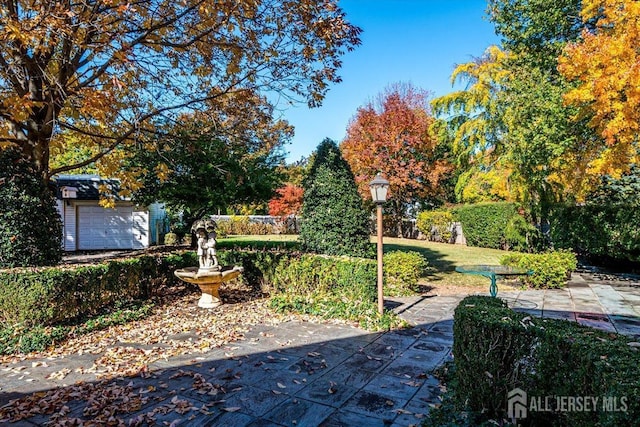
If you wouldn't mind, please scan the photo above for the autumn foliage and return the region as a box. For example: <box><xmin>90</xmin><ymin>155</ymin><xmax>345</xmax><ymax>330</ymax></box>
<box><xmin>341</xmin><ymin>83</ymin><xmax>451</xmax><ymax>236</ymax></box>
<box><xmin>559</xmin><ymin>0</ymin><xmax>640</xmax><ymax>176</ymax></box>
<box><xmin>0</xmin><ymin>0</ymin><xmax>361</xmax><ymax>189</ymax></box>
<box><xmin>268</xmin><ymin>184</ymin><xmax>304</xmax><ymax>218</ymax></box>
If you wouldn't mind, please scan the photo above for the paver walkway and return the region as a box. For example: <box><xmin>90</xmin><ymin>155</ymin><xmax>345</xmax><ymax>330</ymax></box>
<box><xmin>1</xmin><ymin>273</ymin><xmax>639</xmax><ymax>426</ymax></box>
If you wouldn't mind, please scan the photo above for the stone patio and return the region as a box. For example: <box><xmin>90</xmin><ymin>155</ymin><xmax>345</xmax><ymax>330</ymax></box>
<box><xmin>1</xmin><ymin>272</ymin><xmax>638</xmax><ymax>426</ymax></box>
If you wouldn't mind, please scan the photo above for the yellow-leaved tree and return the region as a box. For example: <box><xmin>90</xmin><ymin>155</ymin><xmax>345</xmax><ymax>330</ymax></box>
<box><xmin>431</xmin><ymin>46</ymin><xmax>521</xmax><ymax>203</ymax></box>
<box><xmin>559</xmin><ymin>0</ymin><xmax>640</xmax><ymax>176</ymax></box>
<box><xmin>0</xmin><ymin>0</ymin><xmax>361</xmax><ymax>188</ymax></box>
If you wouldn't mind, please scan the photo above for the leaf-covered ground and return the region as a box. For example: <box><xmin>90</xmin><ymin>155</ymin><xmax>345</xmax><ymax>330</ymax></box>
<box><xmin>0</xmin><ymin>282</ymin><xmax>320</xmax><ymax>425</ymax></box>
<box><xmin>0</xmin><ymin>283</ymin><xmax>291</xmax><ymax>370</ymax></box>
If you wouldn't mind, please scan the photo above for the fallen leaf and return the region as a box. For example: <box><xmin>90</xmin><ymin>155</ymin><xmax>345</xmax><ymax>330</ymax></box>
<box><xmin>47</xmin><ymin>368</ymin><xmax>71</xmax><ymax>380</ymax></box>
<box><xmin>222</xmin><ymin>407</ymin><xmax>241</xmax><ymax>412</ymax></box>
<box><xmin>327</xmin><ymin>381</ymin><xmax>337</xmax><ymax>394</ymax></box>
<box><xmin>277</xmin><ymin>382</ymin><xmax>287</xmax><ymax>389</ymax></box>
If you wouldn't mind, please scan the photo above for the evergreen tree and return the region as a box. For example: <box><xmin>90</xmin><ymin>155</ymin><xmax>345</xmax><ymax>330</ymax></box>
<box><xmin>0</xmin><ymin>148</ymin><xmax>62</xmax><ymax>267</ymax></box>
<box><xmin>300</xmin><ymin>139</ymin><xmax>372</xmax><ymax>257</ymax></box>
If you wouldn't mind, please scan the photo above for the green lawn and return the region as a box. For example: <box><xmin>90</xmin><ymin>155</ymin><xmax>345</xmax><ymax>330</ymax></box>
<box><xmin>222</xmin><ymin>234</ymin><xmax>299</xmax><ymax>244</ymax></box>
<box><xmin>220</xmin><ymin>234</ymin><xmax>519</xmax><ymax>292</ymax></box>
<box><xmin>382</xmin><ymin>237</ymin><xmax>516</xmax><ymax>290</ymax></box>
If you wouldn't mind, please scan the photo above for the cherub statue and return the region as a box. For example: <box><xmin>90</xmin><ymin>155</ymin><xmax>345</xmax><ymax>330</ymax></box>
<box><xmin>205</xmin><ymin>229</ymin><xmax>218</xmax><ymax>268</ymax></box>
<box><xmin>191</xmin><ymin>219</ymin><xmax>219</xmax><ymax>270</ymax></box>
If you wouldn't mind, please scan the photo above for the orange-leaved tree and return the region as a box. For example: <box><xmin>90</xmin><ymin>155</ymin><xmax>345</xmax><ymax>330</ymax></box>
<box><xmin>559</xmin><ymin>0</ymin><xmax>640</xmax><ymax>176</ymax></box>
<box><xmin>0</xmin><ymin>0</ymin><xmax>361</xmax><ymax>188</ymax></box>
<box><xmin>341</xmin><ymin>83</ymin><xmax>452</xmax><ymax>237</ymax></box>
<box><xmin>268</xmin><ymin>184</ymin><xmax>304</xmax><ymax>218</ymax></box>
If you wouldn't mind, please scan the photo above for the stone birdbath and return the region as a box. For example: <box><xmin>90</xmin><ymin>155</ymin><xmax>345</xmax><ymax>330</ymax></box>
<box><xmin>174</xmin><ymin>219</ymin><xmax>243</xmax><ymax>308</ymax></box>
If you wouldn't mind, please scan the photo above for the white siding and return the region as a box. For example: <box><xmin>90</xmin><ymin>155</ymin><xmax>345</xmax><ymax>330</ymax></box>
<box><xmin>132</xmin><ymin>209</ymin><xmax>149</xmax><ymax>249</ymax></box>
<box><xmin>64</xmin><ymin>203</ymin><xmax>77</xmax><ymax>251</ymax></box>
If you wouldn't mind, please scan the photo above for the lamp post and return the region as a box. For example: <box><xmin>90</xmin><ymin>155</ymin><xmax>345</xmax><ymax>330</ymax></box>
<box><xmin>369</xmin><ymin>173</ymin><xmax>390</xmax><ymax>315</ymax></box>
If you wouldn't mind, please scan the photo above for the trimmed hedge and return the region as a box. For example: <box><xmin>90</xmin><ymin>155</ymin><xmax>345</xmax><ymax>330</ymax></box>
<box><xmin>0</xmin><ymin>253</ymin><xmax>195</xmax><ymax>327</ymax></box>
<box><xmin>551</xmin><ymin>204</ymin><xmax>640</xmax><ymax>264</ymax></box>
<box><xmin>270</xmin><ymin>251</ymin><xmax>428</xmax><ymax>300</ymax></box>
<box><xmin>272</xmin><ymin>254</ymin><xmax>377</xmax><ymax>300</ymax></box>
<box><xmin>500</xmin><ymin>250</ymin><xmax>577</xmax><ymax>289</ymax></box>
<box><xmin>216</xmin><ymin>238</ymin><xmax>300</xmax><ymax>252</ymax></box>
<box><xmin>453</xmin><ymin>296</ymin><xmax>639</xmax><ymax>426</ymax></box>
<box><xmin>216</xmin><ymin>216</ymin><xmax>276</xmax><ymax>236</ymax></box>
<box><xmin>0</xmin><ymin>250</ymin><xmax>288</xmax><ymax>354</ymax></box>
<box><xmin>269</xmin><ymin>254</ymin><xmax>404</xmax><ymax>330</ymax></box>
<box><xmin>383</xmin><ymin>250</ymin><xmax>428</xmax><ymax>296</ymax></box>
<box><xmin>0</xmin><ymin>247</ymin><xmax>419</xmax><ymax>352</ymax></box>
<box><xmin>0</xmin><ymin>249</ymin><xmax>291</xmax><ymax>328</ymax></box>
<box><xmin>452</xmin><ymin>202</ymin><xmax>519</xmax><ymax>249</ymax></box>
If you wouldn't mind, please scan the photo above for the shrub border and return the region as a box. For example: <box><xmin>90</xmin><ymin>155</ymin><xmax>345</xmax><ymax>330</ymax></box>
<box><xmin>452</xmin><ymin>296</ymin><xmax>639</xmax><ymax>426</ymax></box>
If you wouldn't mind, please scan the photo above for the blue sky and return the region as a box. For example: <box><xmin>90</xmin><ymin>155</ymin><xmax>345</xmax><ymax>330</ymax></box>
<box><xmin>277</xmin><ymin>0</ymin><xmax>500</xmax><ymax>162</ymax></box>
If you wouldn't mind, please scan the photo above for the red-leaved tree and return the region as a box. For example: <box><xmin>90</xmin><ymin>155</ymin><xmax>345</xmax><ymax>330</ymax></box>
<box><xmin>268</xmin><ymin>184</ymin><xmax>304</xmax><ymax>218</ymax></box>
<box><xmin>341</xmin><ymin>83</ymin><xmax>452</xmax><ymax>237</ymax></box>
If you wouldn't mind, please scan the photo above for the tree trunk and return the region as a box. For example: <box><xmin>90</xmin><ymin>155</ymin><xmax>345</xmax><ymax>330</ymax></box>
<box><xmin>393</xmin><ymin>200</ymin><xmax>404</xmax><ymax>238</ymax></box>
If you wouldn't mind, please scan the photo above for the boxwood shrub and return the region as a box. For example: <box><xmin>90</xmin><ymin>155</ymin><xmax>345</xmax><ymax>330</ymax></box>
<box><xmin>383</xmin><ymin>250</ymin><xmax>428</xmax><ymax>296</ymax></box>
<box><xmin>453</xmin><ymin>296</ymin><xmax>639</xmax><ymax>426</ymax></box>
<box><xmin>500</xmin><ymin>249</ymin><xmax>577</xmax><ymax>289</ymax></box>
<box><xmin>0</xmin><ymin>247</ymin><xmax>420</xmax><ymax>352</ymax></box>
<box><xmin>452</xmin><ymin>202</ymin><xmax>519</xmax><ymax>249</ymax></box>
<box><xmin>551</xmin><ymin>204</ymin><xmax>640</xmax><ymax>264</ymax></box>
<box><xmin>272</xmin><ymin>254</ymin><xmax>376</xmax><ymax>299</ymax></box>
<box><xmin>269</xmin><ymin>254</ymin><xmax>404</xmax><ymax>330</ymax></box>
<box><xmin>0</xmin><ymin>253</ymin><xmax>195</xmax><ymax>328</ymax></box>
<box><xmin>0</xmin><ymin>250</ymin><xmax>290</xmax><ymax>354</ymax></box>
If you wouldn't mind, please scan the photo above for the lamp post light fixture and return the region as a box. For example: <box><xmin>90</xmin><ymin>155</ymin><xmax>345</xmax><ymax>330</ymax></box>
<box><xmin>369</xmin><ymin>173</ymin><xmax>390</xmax><ymax>315</ymax></box>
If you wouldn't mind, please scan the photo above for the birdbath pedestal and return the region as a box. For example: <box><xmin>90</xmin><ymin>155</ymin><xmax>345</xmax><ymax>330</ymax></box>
<box><xmin>174</xmin><ymin>265</ymin><xmax>244</xmax><ymax>308</ymax></box>
<box><xmin>173</xmin><ymin>219</ymin><xmax>243</xmax><ymax>308</ymax></box>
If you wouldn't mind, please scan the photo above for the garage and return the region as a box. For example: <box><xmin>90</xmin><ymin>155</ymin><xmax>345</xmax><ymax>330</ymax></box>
<box><xmin>77</xmin><ymin>205</ymin><xmax>134</xmax><ymax>250</ymax></box>
<box><xmin>55</xmin><ymin>175</ymin><xmax>159</xmax><ymax>251</ymax></box>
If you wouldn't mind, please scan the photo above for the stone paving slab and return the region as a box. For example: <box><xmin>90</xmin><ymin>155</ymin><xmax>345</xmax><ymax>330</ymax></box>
<box><xmin>2</xmin><ymin>273</ymin><xmax>640</xmax><ymax>426</ymax></box>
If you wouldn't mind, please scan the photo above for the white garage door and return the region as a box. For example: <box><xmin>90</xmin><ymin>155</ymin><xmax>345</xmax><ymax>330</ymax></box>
<box><xmin>77</xmin><ymin>205</ymin><xmax>134</xmax><ymax>250</ymax></box>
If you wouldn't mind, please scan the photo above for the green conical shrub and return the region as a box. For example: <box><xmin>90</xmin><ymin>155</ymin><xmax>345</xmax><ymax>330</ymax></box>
<box><xmin>299</xmin><ymin>139</ymin><xmax>372</xmax><ymax>257</ymax></box>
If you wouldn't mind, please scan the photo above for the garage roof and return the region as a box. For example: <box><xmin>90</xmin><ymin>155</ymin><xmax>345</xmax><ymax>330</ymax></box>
<box><xmin>54</xmin><ymin>175</ymin><xmax>129</xmax><ymax>201</ymax></box>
